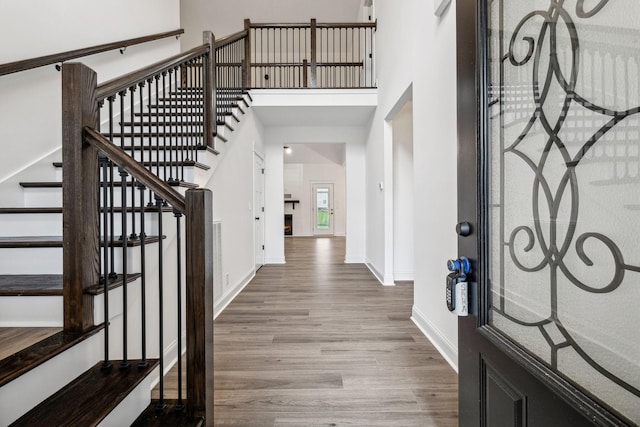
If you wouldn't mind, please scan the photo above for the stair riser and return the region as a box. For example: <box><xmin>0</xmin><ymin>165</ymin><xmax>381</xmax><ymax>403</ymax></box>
<box><xmin>0</xmin><ymin>332</ymin><xmax>103</xmax><ymax>425</ymax></box>
<box><xmin>0</xmin><ymin>247</ymin><xmax>62</xmax><ymax>274</ymax></box>
<box><xmin>97</xmin><ymin>367</ymin><xmax>158</xmax><ymax>427</ymax></box>
<box><xmin>0</xmin><ymin>237</ymin><xmax>166</xmax><ymax>275</ymax></box>
<box><xmin>24</xmin><ymin>180</ymin><xmax>191</xmax><ymax>208</ymax></box>
<box><xmin>0</xmin><ymin>296</ymin><xmax>62</xmax><ymax>327</ymax></box>
<box><xmin>0</xmin><ymin>214</ymin><xmax>62</xmax><ymax>237</ymax></box>
<box><xmin>0</xmin><ymin>212</ymin><xmax>173</xmax><ymax>240</ymax></box>
<box><xmin>55</xmin><ymin>163</ymin><xmax>197</xmax><ymax>182</ymax></box>
<box><xmin>107</xmin><ymin>125</ymin><xmax>205</xmax><ymax>136</ymax></box>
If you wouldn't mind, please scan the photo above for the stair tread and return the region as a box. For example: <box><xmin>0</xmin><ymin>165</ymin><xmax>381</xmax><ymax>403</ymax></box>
<box><xmin>0</xmin><ymin>326</ymin><xmax>103</xmax><ymax>387</ymax></box>
<box><xmin>214</xmin><ymin>132</ymin><xmax>228</xmax><ymax>143</ymax></box>
<box><xmin>20</xmin><ymin>180</ymin><xmax>199</xmax><ymax>189</ymax></box>
<box><xmin>131</xmin><ymin>401</ymin><xmax>204</xmax><ymax>427</ymax></box>
<box><xmin>0</xmin><ymin>207</ymin><xmax>63</xmax><ymax>214</ymax></box>
<box><xmin>0</xmin><ymin>206</ymin><xmax>173</xmax><ymax>214</ymax></box>
<box><xmin>0</xmin><ymin>274</ymin><xmax>62</xmax><ymax>295</ymax></box>
<box><xmin>52</xmin><ymin>160</ymin><xmax>209</xmax><ymax>170</ymax></box>
<box><xmin>10</xmin><ymin>359</ymin><xmax>158</xmax><ymax>426</ymax></box>
<box><xmin>0</xmin><ymin>235</ymin><xmax>165</xmax><ymax>248</ymax></box>
<box><xmin>122</xmin><ymin>121</ymin><xmax>204</xmax><ymax>127</ymax></box>
<box><xmin>0</xmin><ymin>273</ymin><xmax>142</xmax><ymax>296</ymax></box>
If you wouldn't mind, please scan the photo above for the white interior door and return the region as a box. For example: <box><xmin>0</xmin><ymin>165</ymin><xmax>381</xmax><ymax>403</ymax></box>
<box><xmin>254</xmin><ymin>153</ymin><xmax>265</xmax><ymax>269</ymax></box>
<box><xmin>312</xmin><ymin>183</ymin><xmax>334</xmax><ymax>236</ymax></box>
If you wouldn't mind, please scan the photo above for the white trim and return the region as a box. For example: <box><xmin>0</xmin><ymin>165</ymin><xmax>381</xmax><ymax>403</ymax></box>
<box><xmin>411</xmin><ymin>305</ymin><xmax>458</xmax><ymax>372</ymax></box>
<box><xmin>265</xmin><ymin>257</ymin><xmax>286</xmax><ymax>264</ymax></box>
<box><xmin>365</xmin><ymin>259</ymin><xmax>394</xmax><ymax>286</ymax></box>
<box><xmin>214</xmin><ymin>269</ymin><xmax>256</xmax><ymax>319</ymax></box>
<box><xmin>0</xmin><ymin>146</ymin><xmax>61</xmax><ymax>184</ymax></box>
<box><xmin>344</xmin><ymin>257</ymin><xmax>366</xmax><ymax>264</ymax></box>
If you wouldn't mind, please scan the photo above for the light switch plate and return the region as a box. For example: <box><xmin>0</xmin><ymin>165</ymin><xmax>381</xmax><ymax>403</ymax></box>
<box><xmin>434</xmin><ymin>0</ymin><xmax>452</xmax><ymax>16</ymax></box>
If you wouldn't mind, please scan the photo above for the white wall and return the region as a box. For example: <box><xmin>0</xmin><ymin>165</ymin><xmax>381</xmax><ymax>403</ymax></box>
<box><xmin>205</xmin><ymin>112</ymin><xmax>265</xmax><ymax>312</ymax></box>
<box><xmin>366</xmin><ymin>0</ymin><xmax>459</xmax><ymax>368</ymax></box>
<box><xmin>284</xmin><ymin>161</ymin><xmax>346</xmax><ymax>237</ymax></box>
<box><xmin>265</xmin><ymin>126</ymin><xmax>367</xmax><ymax>264</ymax></box>
<box><xmin>393</xmin><ymin>101</ymin><xmax>414</xmax><ymax>281</ymax></box>
<box><xmin>0</xmin><ymin>0</ymin><xmax>181</xmax><ymax>206</ymax></box>
<box><xmin>180</xmin><ymin>0</ymin><xmax>364</xmax><ymax>50</ymax></box>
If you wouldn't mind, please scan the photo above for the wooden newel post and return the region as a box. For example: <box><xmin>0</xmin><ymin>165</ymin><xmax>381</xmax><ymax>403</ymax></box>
<box><xmin>61</xmin><ymin>62</ymin><xmax>100</xmax><ymax>332</ymax></box>
<box><xmin>310</xmin><ymin>19</ymin><xmax>317</xmax><ymax>88</ymax></box>
<box><xmin>203</xmin><ymin>31</ymin><xmax>216</xmax><ymax>150</ymax></box>
<box><xmin>243</xmin><ymin>19</ymin><xmax>252</xmax><ymax>90</ymax></box>
<box><xmin>185</xmin><ymin>189</ymin><xmax>214</xmax><ymax>424</ymax></box>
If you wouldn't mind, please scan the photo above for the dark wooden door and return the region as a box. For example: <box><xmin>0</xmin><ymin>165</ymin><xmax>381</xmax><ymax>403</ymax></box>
<box><xmin>456</xmin><ymin>1</ymin><xmax>640</xmax><ymax>426</ymax></box>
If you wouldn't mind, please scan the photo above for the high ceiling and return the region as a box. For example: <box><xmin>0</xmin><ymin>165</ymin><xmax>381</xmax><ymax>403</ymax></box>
<box><xmin>181</xmin><ymin>0</ymin><xmax>367</xmax><ymax>48</ymax></box>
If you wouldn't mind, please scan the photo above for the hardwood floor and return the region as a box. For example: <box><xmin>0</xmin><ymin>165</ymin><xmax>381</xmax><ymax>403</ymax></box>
<box><xmin>0</xmin><ymin>327</ymin><xmax>61</xmax><ymax>361</ymax></box>
<box><xmin>163</xmin><ymin>236</ymin><xmax>458</xmax><ymax>426</ymax></box>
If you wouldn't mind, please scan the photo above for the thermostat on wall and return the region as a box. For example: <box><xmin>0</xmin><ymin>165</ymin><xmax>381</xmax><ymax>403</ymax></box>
<box><xmin>434</xmin><ymin>0</ymin><xmax>451</xmax><ymax>16</ymax></box>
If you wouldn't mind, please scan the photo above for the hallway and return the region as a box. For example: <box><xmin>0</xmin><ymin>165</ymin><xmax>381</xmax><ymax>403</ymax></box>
<box><xmin>213</xmin><ymin>237</ymin><xmax>458</xmax><ymax>426</ymax></box>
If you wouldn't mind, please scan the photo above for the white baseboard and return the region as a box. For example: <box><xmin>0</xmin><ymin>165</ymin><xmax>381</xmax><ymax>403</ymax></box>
<box><xmin>364</xmin><ymin>260</ymin><xmax>395</xmax><ymax>286</ymax></box>
<box><xmin>265</xmin><ymin>257</ymin><xmax>286</xmax><ymax>264</ymax></box>
<box><xmin>411</xmin><ymin>305</ymin><xmax>458</xmax><ymax>373</ymax></box>
<box><xmin>214</xmin><ymin>269</ymin><xmax>256</xmax><ymax>319</ymax></box>
<box><xmin>344</xmin><ymin>256</ymin><xmax>365</xmax><ymax>264</ymax></box>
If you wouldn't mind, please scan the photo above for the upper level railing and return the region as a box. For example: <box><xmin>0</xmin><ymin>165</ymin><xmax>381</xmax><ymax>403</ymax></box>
<box><xmin>0</xmin><ymin>29</ymin><xmax>184</xmax><ymax>76</ymax></box>
<box><xmin>245</xmin><ymin>19</ymin><xmax>377</xmax><ymax>89</ymax></box>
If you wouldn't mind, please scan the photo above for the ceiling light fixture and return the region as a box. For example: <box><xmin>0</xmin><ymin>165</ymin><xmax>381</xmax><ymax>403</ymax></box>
<box><xmin>284</xmin><ymin>146</ymin><xmax>292</xmax><ymax>154</ymax></box>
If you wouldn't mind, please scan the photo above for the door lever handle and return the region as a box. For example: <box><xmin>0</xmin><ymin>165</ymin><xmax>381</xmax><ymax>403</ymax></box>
<box><xmin>255</xmin><ymin>217</ymin><xmax>260</xmax><ymax>220</ymax></box>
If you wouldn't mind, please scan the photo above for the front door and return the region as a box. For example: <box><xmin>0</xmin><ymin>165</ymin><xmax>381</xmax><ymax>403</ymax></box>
<box><xmin>457</xmin><ymin>1</ymin><xmax>640</xmax><ymax>426</ymax></box>
<box><xmin>312</xmin><ymin>183</ymin><xmax>334</xmax><ymax>235</ymax></box>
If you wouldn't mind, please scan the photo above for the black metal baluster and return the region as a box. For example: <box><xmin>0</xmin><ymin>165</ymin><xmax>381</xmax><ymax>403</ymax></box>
<box><xmin>187</xmin><ymin>61</ymin><xmax>193</xmax><ymax>159</ymax></box>
<box><xmin>179</xmin><ymin>64</ymin><xmax>185</xmax><ymax>182</ymax></box>
<box><xmin>129</xmin><ymin>85</ymin><xmax>136</xmax><ymax>158</ymax></box>
<box><xmin>129</xmin><ymin>85</ymin><xmax>139</xmax><ymax>240</ymax></box>
<box><xmin>99</xmin><ymin>153</ymin><xmax>112</xmax><ymax>371</ymax></box>
<box><xmin>119</xmin><ymin>91</ymin><xmax>126</xmax><ymax>149</ymax></box>
<box><xmin>108</xmin><ymin>97</ymin><xmax>117</xmax><ymax>278</ymax></box>
<box><xmin>174</xmin><ymin>210</ymin><xmax>184</xmax><ymax>411</ymax></box>
<box><xmin>138</xmin><ymin>182</ymin><xmax>148</xmax><ymax>369</ymax></box>
<box><xmin>357</xmin><ymin>27</ymin><xmax>361</xmax><ymax>88</ymax></box>
<box><xmin>155</xmin><ymin>195</ymin><xmax>166</xmax><ymax>411</ymax></box>
<box><xmin>168</xmin><ymin>68</ymin><xmax>175</xmax><ymax>183</ymax></box>
<box><xmin>119</xmin><ymin>165</ymin><xmax>130</xmax><ymax>371</ymax></box>
<box><xmin>147</xmin><ymin>78</ymin><xmax>154</xmax><ymax>204</ymax></box>
<box><xmin>162</xmin><ymin>72</ymin><xmax>168</xmax><ymax>182</ymax></box>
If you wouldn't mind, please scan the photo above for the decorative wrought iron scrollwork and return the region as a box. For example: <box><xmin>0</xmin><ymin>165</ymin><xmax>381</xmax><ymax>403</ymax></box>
<box><xmin>491</xmin><ymin>0</ymin><xmax>640</xmax><ymax>400</ymax></box>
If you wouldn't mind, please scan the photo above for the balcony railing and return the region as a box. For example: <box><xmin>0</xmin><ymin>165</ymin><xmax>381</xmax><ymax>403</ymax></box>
<box><xmin>245</xmin><ymin>19</ymin><xmax>377</xmax><ymax>89</ymax></box>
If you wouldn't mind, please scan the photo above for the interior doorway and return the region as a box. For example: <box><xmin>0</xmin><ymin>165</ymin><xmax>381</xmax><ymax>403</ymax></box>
<box><xmin>392</xmin><ymin>101</ymin><xmax>414</xmax><ymax>282</ymax></box>
<box><xmin>283</xmin><ymin>143</ymin><xmax>346</xmax><ymax>238</ymax></box>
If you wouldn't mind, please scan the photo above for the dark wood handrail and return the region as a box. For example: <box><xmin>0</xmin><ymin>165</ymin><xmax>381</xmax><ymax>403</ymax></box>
<box><xmin>96</xmin><ymin>45</ymin><xmax>209</xmax><ymax>102</ymax></box>
<box><xmin>214</xmin><ymin>30</ymin><xmax>249</xmax><ymax>49</ymax></box>
<box><xmin>249</xmin><ymin>21</ymin><xmax>377</xmax><ymax>29</ymax></box>
<box><xmin>83</xmin><ymin>127</ymin><xmax>186</xmax><ymax>213</ymax></box>
<box><xmin>0</xmin><ymin>29</ymin><xmax>184</xmax><ymax>77</ymax></box>
<box><xmin>251</xmin><ymin>61</ymin><xmax>364</xmax><ymax>67</ymax></box>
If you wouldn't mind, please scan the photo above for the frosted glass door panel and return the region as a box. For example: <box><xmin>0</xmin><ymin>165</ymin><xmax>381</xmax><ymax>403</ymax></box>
<box><xmin>487</xmin><ymin>1</ymin><xmax>640</xmax><ymax>423</ymax></box>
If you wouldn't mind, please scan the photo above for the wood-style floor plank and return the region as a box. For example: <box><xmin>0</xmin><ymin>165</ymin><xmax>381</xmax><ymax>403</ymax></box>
<box><xmin>159</xmin><ymin>236</ymin><xmax>458</xmax><ymax>426</ymax></box>
<box><xmin>0</xmin><ymin>327</ymin><xmax>61</xmax><ymax>361</ymax></box>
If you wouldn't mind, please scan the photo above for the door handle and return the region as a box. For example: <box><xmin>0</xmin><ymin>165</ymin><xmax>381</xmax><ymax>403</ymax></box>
<box><xmin>255</xmin><ymin>217</ymin><xmax>260</xmax><ymax>220</ymax></box>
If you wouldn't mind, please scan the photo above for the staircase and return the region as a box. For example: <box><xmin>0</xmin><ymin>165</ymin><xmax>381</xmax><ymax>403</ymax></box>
<box><xmin>0</xmin><ymin>29</ymin><xmax>251</xmax><ymax>426</ymax></box>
